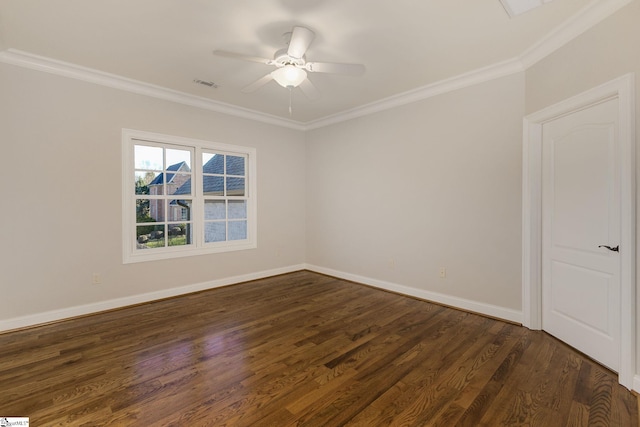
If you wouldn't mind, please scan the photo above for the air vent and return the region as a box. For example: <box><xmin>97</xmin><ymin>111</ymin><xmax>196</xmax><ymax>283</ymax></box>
<box><xmin>193</xmin><ymin>79</ymin><xmax>219</xmax><ymax>88</ymax></box>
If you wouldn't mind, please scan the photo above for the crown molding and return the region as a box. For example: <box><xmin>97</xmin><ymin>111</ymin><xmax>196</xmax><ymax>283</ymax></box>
<box><xmin>305</xmin><ymin>57</ymin><xmax>525</xmax><ymax>130</ymax></box>
<box><xmin>306</xmin><ymin>0</ymin><xmax>632</xmax><ymax>130</ymax></box>
<box><xmin>0</xmin><ymin>0</ymin><xmax>631</xmax><ymax>131</ymax></box>
<box><xmin>0</xmin><ymin>49</ymin><xmax>306</xmax><ymax>131</ymax></box>
<box><xmin>519</xmin><ymin>0</ymin><xmax>633</xmax><ymax>68</ymax></box>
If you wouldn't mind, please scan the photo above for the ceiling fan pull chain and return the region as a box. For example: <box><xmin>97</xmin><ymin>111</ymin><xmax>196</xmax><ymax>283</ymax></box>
<box><xmin>289</xmin><ymin>87</ymin><xmax>293</xmax><ymax>116</ymax></box>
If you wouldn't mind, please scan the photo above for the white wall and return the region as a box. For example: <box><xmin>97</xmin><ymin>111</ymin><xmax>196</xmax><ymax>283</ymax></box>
<box><xmin>305</xmin><ymin>73</ymin><xmax>525</xmax><ymax>316</ymax></box>
<box><xmin>1</xmin><ymin>60</ymin><xmax>526</xmax><ymax>329</ymax></box>
<box><xmin>3</xmin><ymin>1</ymin><xmax>636</xmax><ymax>338</ymax></box>
<box><xmin>0</xmin><ymin>62</ymin><xmax>307</xmax><ymax>329</ymax></box>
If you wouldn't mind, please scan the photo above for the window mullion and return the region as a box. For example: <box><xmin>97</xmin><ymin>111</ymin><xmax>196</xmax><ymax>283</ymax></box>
<box><xmin>193</xmin><ymin>146</ymin><xmax>203</xmax><ymax>248</ymax></box>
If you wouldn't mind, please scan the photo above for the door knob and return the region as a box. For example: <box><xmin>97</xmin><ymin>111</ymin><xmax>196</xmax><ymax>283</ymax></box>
<box><xmin>598</xmin><ymin>245</ymin><xmax>619</xmax><ymax>252</ymax></box>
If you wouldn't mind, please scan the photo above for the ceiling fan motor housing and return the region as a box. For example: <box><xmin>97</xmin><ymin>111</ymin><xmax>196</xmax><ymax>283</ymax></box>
<box><xmin>273</xmin><ymin>48</ymin><xmax>305</xmax><ymax>68</ymax></box>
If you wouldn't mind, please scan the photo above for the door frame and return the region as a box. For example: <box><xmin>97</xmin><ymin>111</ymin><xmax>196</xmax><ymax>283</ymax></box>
<box><xmin>522</xmin><ymin>73</ymin><xmax>636</xmax><ymax>389</ymax></box>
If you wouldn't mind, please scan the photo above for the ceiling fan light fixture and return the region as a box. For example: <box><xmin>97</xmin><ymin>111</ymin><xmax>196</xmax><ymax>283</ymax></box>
<box><xmin>272</xmin><ymin>65</ymin><xmax>307</xmax><ymax>88</ymax></box>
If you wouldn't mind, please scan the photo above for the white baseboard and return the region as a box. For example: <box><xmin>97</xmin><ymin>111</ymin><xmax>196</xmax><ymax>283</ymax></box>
<box><xmin>1</xmin><ymin>263</ymin><xmax>524</xmax><ymax>332</ymax></box>
<box><xmin>0</xmin><ymin>264</ymin><xmax>306</xmax><ymax>333</ymax></box>
<box><xmin>304</xmin><ymin>264</ymin><xmax>523</xmax><ymax>324</ymax></box>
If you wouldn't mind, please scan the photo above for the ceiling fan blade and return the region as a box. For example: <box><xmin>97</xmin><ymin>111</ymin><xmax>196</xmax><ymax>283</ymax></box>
<box><xmin>305</xmin><ymin>61</ymin><xmax>366</xmax><ymax>75</ymax></box>
<box><xmin>213</xmin><ymin>50</ymin><xmax>273</xmax><ymax>65</ymax></box>
<box><xmin>241</xmin><ymin>73</ymin><xmax>274</xmax><ymax>93</ymax></box>
<box><xmin>299</xmin><ymin>78</ymin><xmax>320</xmax><ymax>100</ymax></box>
<box><xmin>287</xmin><ymin>26</ymin><xmax>315</xmax><ymax>59</ymax></box>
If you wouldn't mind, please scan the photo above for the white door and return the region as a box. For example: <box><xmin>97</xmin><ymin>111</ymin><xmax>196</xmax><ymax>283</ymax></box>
<box><xmin>541</xmin><ymin>98</ymin><xmax>620</xmax><ymax>371</ymax></box>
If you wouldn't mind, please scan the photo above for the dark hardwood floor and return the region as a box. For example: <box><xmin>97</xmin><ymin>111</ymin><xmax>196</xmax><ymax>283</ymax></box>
<box><xmin>1</xmin><ymin>270</ymin><xmax>637</xmax><ymax>426</ymax></box>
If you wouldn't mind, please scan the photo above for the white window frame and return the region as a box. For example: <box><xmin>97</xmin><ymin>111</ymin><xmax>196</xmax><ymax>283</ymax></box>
<box><xmin>122</xmin><ymin>129</ymin><xmax>257</xmax><ymax>264</ymax></box>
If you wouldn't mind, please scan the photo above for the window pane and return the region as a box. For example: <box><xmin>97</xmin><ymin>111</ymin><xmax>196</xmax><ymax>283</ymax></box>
<box><xmin>146</xmin><ymin>174</ymin><xmax>165</xmax><ymax>195</ymax></box>
<box><xmin>203</xmin><ymin>176</ymin><xmax>224</xmax><ymax>196</ymax></box>
<box><xmin>166</xmin><ymin>148</ymin><xmax>191</xmax><ymax>169</ymax></box>
<box><xmin>137</xmin><ymin>224</ymin><xmax>165</xmax><ymax>249</ymax></box>
<box><xmin>203</xmin><ymin>153</ymin><xmax>224</xmax><ymax>174</ymax></box>
<box><xmin>227</xmin><ymin>155</ymin><xmax>245</xmax><ymax>176</ymax></box>
<box><xmin>205</xmin><ymin>200</ymin><xmax>226</xmax><ymax>220</ymax></box>
<box><xmin>143</xmin><ymin>199</ymin><xmax>166</xmax><ymax>222</ymax></box>
<box><xmin>135</xmin><ymin>145</ymin><xmax>163</xmax><ymax>170</ymax></box>
<box><xmin>228</xmin><ymin>200</ymin><xmax>246</xmax><ymax>219</ymax></box>
<box><xmin>229</xmin><ymin>221</ymin><xmax>247</xmax><ymax>241</ymax></box>
<box><xmin>174</xmin><ymin>178</ymin><xmax>191</xmax><ymax>196</ymax></box>
<box><xmin>135</xmin><ymin>172</ymin><xmax>156</xmax><ymax>195</ymax></box>
<box><xmin>167</xmin><ymin>173</ymin><xmax>191</xmax><ymax>196</ymax></box>
<box><xmin>168</xmin><ymin>199</ymin><xmax>191</xmax><ymax>221</ymax></box>
<box><xmin>226</xmin><ymin>177</ymin><xmax>245</xmax><ymax>196</ymax></box>
<box><xmin>168</xmin><ymin>223</ymin><xmax>191</xmax><ymax>246</ymax></box>
<box><xmin>205</xmin><ymin>222</ymin><xmax>226</xmax><ymax>243</ymax></box>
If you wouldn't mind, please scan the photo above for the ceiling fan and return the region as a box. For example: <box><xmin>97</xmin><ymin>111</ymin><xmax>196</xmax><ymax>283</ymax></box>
<box><xmin>214</xmin><ymin>26</ymin><xmax>365</xmax><ymax>100</ymax></box>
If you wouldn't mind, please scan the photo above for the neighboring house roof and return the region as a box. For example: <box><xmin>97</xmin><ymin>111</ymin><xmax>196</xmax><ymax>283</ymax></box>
<box><xmin>173</xmin><ymin>155</ymin><xmax>245</xmax><ymax>196</ymax></box>
<box><xmin>148</xmin><ymin>161</ymin><xmax>191</xmax><ymax>185</ymax></box>
<box><xmin>202</xmin><ymin>154</ymin><xmax>244</xmax><ymax>175</ymax></box>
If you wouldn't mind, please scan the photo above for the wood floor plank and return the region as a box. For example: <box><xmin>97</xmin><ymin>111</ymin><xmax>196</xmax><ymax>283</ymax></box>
<box><xmin>0</xmin><ymin>270</ymin><xmax>636</xmax><ymax>426</ymax></box>
<box><xmin>455</xmin><ymin>332</ymin><xmax>532</xmax><ymax>426</ymax></box>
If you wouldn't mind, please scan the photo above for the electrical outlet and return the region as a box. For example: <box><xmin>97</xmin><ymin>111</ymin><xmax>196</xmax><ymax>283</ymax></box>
<box><xmin>439</xmin><ymin>268</ymin><xmax>446</xmax><ymax>278</ymax></box>
<box><xmin>92</xmin><ymin>273</ymin><xmax>102</xmax><ymax>285</ymax></box>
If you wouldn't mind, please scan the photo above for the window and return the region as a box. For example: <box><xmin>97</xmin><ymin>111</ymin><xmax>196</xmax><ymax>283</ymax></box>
<box><xmin>122</xmin><ymin>129</ymin><xmax>256</xmax><ymax>263</ymax></box>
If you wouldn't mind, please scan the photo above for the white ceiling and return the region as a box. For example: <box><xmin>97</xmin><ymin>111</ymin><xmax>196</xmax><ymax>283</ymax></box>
<box><xmin>0</xmin><ymin>0</ymin><xmax>627</xmax><ymax>126</ymax></box>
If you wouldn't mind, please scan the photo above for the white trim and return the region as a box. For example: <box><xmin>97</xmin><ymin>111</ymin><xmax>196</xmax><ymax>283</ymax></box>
<box><xmin>519</xmin><ymin>0</ymin><xmax>632</xmax><ymax>68</ymax></box>
<box><xmin>0</xmin><ymin>0</ymin><xmax>629</xmax><ymax>131</ymax></box>
<box><xmin>522</xmin><ymin>73</ymin><xmax>636</xmax><ymax>389</ymax></box>
<box><xmin>0</xmin><ymin>49</ymin><xmax>306</xmax><ymax>131</ymax></box>
<box><xmin>305</xmin><ymin>264</ymin><xmax>523</xmax><ymax>324</ymax></box>
<box><xmin>618</xmin><ymin>73</ymin><xmax>637</xmax><ymax>391</ymax></box>
<box><xmin>0</xmin><ymin>264</ymin><xmax>307</xmax><ymax>333</ymax></box>
<box><xmin>634</xmin><ymin>375</ymin><xmax>640</xmax><ymax>392</ymax></box>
